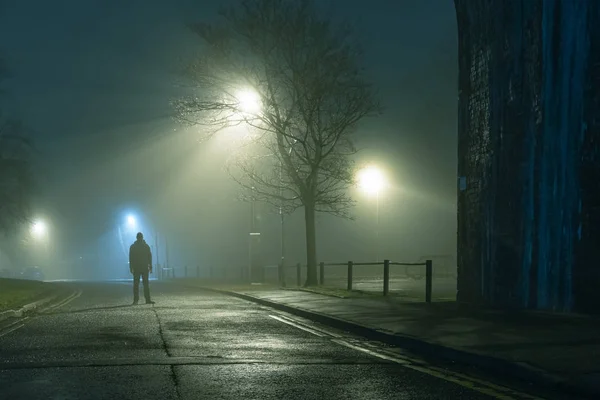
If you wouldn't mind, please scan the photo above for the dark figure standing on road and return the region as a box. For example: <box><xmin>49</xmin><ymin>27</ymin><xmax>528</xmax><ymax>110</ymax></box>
<box><xmin>129</xmin><ymin>232</ymin><xmax>154</xmax><ymax>305</ymax></box>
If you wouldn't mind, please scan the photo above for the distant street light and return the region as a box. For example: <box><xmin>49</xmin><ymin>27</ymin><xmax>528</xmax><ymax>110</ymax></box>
<box><xmin>126</xmin><ymin>215</ymin><xmax>136</xmax><ymax>228</ymax></box>
<box><xmin>30</xmin><ymin>219</ymin><xmax>50</xmax><ymax>263</ymax></box>
<box><xmin>31</xmin><ymin>219</ymin><xmax>47</xmax><ymax>239</ymax></box>
<box><xmin>357</xmin><ymin>165</ymin><xmax>388</xmax><ymax>262</ymax></box>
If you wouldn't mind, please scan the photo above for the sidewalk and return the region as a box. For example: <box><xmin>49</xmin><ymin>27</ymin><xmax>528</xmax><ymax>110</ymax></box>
<box><xmin>185</xmin><ymin>282</ymin><xmax>600</xmax><ymax>398</ymax></box>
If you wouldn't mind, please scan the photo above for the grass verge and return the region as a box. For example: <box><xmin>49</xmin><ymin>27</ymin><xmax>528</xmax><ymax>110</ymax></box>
<box><xmin>0</xmin><ymin>279</ymin><xmax>52</xmax><ymax>312</ymax></box>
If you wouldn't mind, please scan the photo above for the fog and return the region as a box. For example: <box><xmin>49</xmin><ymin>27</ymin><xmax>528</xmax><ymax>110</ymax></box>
<box><xmin>0</xmin><ymin>0</ymin><xmax>457</xmax><ymax>283</ymax></box>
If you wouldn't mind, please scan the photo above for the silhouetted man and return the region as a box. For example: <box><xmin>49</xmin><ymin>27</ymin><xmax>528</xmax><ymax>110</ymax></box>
<box><xmin>129</xmin><ymin>232</ymin><xmax>154</xmax><ymax>305</ymax></box>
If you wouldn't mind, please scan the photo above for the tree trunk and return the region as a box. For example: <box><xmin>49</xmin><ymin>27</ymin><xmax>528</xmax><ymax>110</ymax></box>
<box><xmin>303</xmin><ymin>200</ymin><xmax>318</xmax><ymax>286</ymax></box>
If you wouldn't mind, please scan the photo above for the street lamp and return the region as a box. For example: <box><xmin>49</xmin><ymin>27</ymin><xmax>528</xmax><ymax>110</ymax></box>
<box><xmin>31</xmin><ymin>220</ymin><xmax>47</xmax><ymax>239</ymax></box>
<box><xmin>357</xmin><ymin>165</ymin><xmax>387</xmax><ymax>262</ymax></box>
<box><xmin>232</xmin><ymin>89</ymin><xmax>262</xmax><ymax>282</ymax></box>
<box><xmin>236</xmin><ymin>89</ymin><xmax>262</xmax><ymax>114</ymax></box>
<box><xmin>30</xmin><ymin>219</ymin><xmax>50</xmax><ymax>264</ymax></box>
<box><xmin>126</xmin><ymin>215</ymin><xmax>136</xmax><ymax>229</ymax></box>
<box><xmin>358</xmin><ymin>166</ymin><xmax>386</xmax><ymax>196</ymax></box>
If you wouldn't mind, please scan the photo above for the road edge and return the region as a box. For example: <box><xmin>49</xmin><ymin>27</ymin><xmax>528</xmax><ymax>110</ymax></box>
<box><xmin>198</xmin><ymin>286</ymin><xmax>597</xmax><ymax>399</ymax></box>
<box><xmin>0</xmin><ymin>288</ymin><xmax>77</xmax><ymax>323</ymax></box>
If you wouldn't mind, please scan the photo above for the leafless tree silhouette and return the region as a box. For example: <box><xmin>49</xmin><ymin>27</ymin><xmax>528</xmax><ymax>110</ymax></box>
<box><xmin>174</xmin><ymin>0</ymin><xmax>380</xmax><ymax>285</ymax></box>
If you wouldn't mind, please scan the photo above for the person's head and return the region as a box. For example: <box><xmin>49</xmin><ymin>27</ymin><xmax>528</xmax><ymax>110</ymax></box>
<box><xmin>136</xmin><ymin>232</ymin><xmax>143</xmax><ymax>241</ymax></box>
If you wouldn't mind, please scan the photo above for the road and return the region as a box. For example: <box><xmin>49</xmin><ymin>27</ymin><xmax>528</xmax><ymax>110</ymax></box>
<box><xmin>0</xmin><ymin>282</ymin><xmax>575</xmax><ymax>399</ymax></box>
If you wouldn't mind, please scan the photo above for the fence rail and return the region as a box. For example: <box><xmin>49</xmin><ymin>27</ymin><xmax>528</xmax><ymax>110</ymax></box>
<box><xmin>316</xmin><ymin>259</ymin><xmax>433</xmax><ymax>302</ymax></box>
<box><xmin>165</xmin><ymin>258</ymin><xmax>437</xmax><ymax>303</ymax></box>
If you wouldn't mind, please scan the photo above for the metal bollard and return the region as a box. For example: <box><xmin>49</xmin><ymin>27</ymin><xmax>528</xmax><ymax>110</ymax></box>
<box><xmin>383</xmin><ymin>259</ymin><xmax>390</xmax><ymax>296</ymax></box>
<box><xmin>347</xmin><ymin>261</ymin><xmax>353</xmax><ymax>291</ymax></box>
<box><xmin>425</xmin><ymin>260</ymin><xmax>433</xmax><ymax>303</ymax></box>
<box><xmin>319</xmin><ymin>262</ymin><xmax>325</xmax><ymax>285</ymax></box>
<box><xmin>296</xmin><ymin>263</ymin><xmax>301</xmax><ymax>286</ymax></box>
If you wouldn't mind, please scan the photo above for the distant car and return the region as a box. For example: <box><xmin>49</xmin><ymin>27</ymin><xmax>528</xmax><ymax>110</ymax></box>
<box><xmin>19</xmin><ymin>266</ymin><xmax>45</xmax><ymax>281</ymax></box>
<box><xmin>0</xmin><ymin>268</ymin><xmax>13</xmax><ymax>278</ymax></box>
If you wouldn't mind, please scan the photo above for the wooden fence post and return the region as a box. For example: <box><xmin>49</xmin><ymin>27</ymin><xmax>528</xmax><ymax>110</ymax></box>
<box><xmin>347</xmin><ymin>261</ymin><xmax>353</xmax><ymax>291</ymax></box>
<box><xmin>425</xmin><ymin>260</ymin><xmax>433</xmax><ymax>303</ymax></box>
<box><xmin>319</xmin><ymin>262</ymin><xmax>325</xmax><ymax>285</ymax></box>
<box><xmin>383</xmin><ymin>259</ymin><xmax>390</xmax><ymax>296</ymax></box>
<box><xmin>296</xmin><ymin>263</ymin><xmax>301</xmax><ymax>286</ymax></box>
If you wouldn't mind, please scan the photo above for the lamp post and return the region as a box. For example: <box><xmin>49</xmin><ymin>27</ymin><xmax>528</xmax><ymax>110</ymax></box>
<box><xmin>279</xmin><ymin>143</ymin><xmax>296</xmax><ymax>275</ymax></box>
<box><xmin>30</xmin><ymin>219</ymin><xmax>50</xmax><ymax>265</ymax></box>
<box><xmin>234</xmin><ymin>89</ymin><xmax>263</xmax><ymax>282</ymax></box>
<box><xmin>357</xmin><ymin>165</ymin><xmax>387</xmax><ymax>263</ymax></box>
<box><xmin>249</xmin><ymin>186</ymin><xmax>259</xmax><ymax>282</ymax></box>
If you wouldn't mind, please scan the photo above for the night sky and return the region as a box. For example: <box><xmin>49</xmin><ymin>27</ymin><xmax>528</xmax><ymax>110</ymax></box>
<box><xmin>0</xmin><ymin>0</ymin><xmax>457</xmax><ymax>277</ymax></box>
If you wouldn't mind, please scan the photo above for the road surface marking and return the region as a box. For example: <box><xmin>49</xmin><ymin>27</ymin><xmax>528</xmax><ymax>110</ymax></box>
<box><xmin>268</xmin><ymin>315</ymin><xmax>327</xmax><ymax>337</ymax></box>
<box><xmin>271</xmin><ymin>312</ymin><xmax>344</xmax><ymax>338</ymax></box>
<box><xmin>43</xmin><ymin>290</ymin><xmax>82</xmax><ymax>311</ymax></box>
<box><xmin>271</xmin><ymin>312</ymin><xmax>546</xmax><ymax>400</ymax></box>
<box><xmin>331</xmin><ymin>338</ymin><xmax>409</xmax><ymax>364</ymax></box>
<box><xmin>0</xmin><ymin>322</ymin><xmax>26</xmax><ymax>338</ymax></box>
<box><xmin>0</xmin><ymin>291</ymin><xmax>82</xmax><ymax>338</ymax></box>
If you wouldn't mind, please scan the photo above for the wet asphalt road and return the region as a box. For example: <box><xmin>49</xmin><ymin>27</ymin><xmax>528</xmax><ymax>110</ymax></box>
<box><xmin>0</xmin><ymin>282</ymin><xmax>543</xmax><ymax>399</ymax></box>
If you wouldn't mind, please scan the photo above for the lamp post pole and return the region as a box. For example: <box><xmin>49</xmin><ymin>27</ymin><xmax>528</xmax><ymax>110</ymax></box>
<box><xmin>376</xmin><ymin>189</ymin><xmax>380</xmax><ymax>263</ymax></box>
<box><xmin>249</xmin><ymin>187</ymin><xmax>256</xmax><ymax>282</ymax></box>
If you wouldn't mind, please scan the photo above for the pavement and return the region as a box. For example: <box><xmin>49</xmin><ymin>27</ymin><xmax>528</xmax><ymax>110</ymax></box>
<box><xmin>0</xmin><ymin>281</ymin><xmax>582</xmax><ymax>399</ymax></box>
<box><xmin>180</xmin><ymin>283</ymin><xmax>600</xmax><ymax>399</ymax></box>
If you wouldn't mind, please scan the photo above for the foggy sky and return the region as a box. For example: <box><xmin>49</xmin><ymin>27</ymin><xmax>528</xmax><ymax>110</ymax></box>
<box><xmin>0</xmin><ymin>0</ymin><xmax>457</xmax><ymax>277</ymax></box>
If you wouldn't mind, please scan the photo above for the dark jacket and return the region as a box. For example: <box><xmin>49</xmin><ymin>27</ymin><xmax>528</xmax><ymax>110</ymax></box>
<box><xmin>129</xmin><ymin>239</ymin><xmax>152</xmax><ymax>273</ymax></box>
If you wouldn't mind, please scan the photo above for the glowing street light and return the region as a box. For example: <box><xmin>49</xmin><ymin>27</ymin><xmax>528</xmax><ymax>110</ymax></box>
<box><xmin>31</xmin><ymin>219</ymin><xmax>47</xmax><ymax>239</ymax></box>
<box><xmin>357</xmin><ymin>165</ymin><xmax>386</xmax><ymax>196</ymax></box>
<box><xmin>235</xmin><ymin>89</ymin><xmax>262</xmax><ymax>114</ymax></box>
<box><xmin>126</xmin><ymin>215</ymin><xmax>136</xmax><ymax>228</ymax></box>
<box><xmin>357</xmin><ymin>165</ymin><xmax>388</xmax><ymax>262</ymax></box>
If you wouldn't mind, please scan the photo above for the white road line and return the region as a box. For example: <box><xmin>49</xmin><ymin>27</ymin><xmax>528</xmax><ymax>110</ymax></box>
<box><xmin>57</xmin><ymin>289</ymin><xmax>82</xmax><ymax>309</ymax></box>
<box><xmin>270</xmin><ymin>313</ymin><xmax>545</xmax><ymax>400</ymax></box>
<box><xmin>331</xmin><ymin>338</ymin><xmax>410</xmax><ymax>364</ymax></box>
<box><xmin>272</xmin><ymin>313</ymin><xmax>344</xmax><ymax>338</ymax></box>
<box><xmin>0</xmin><ymin>323</ymin><xmax>25</xmax><ymax>338</ymax></box>
<box><xmin>0</xmin><ymin>291</ymin><xmax>83</xmax><ymax>339</ymax></box>
<box><xmin>270</xmin><ymin>314</ymin><xmax>343</xmax><ymax>339</ymax></box>
<box><xmin>332</xmin><ymin>338</ymin><xmax>544</xmax><ymax>400</ymax></box>
<box><xmin>269</xmin><ymin>315</ymin><xmax>327</xmax><ymax>337</ymax></box>
<box><xmin>44</xmin><ymin>290</ymin><xmax>82</xmax><ymax>312</ymax></box>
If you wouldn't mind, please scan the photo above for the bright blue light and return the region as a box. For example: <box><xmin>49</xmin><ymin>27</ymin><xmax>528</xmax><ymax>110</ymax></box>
<box><xmin>126</xmin><ymin>214</ymin><xmax>136</xmax><ymax>228</ymax></box>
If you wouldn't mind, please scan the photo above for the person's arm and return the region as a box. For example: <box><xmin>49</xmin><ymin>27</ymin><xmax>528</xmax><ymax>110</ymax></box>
<box><xmin>147</xmin><ymin>245</ymin><xmax>153</xmax><ymax>273</ymax></box>
<box><xmin>128</xmin><ymin>245</ymin><xmax>133</xmax><ymax>274</ymax></box>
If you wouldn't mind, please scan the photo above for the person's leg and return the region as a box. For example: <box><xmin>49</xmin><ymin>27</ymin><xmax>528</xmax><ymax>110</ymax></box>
<box><xmin>133</xmin><ymin>272</ymin><xmax>141</xmax><ymax>304</ymax></box>
<box><xmin>142</xmin><ymin>271</ymin><xmax>152</xmax><ymax>303</ymax></box>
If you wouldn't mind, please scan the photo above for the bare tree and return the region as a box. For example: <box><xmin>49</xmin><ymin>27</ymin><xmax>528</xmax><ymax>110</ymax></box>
<box><xmin>174</xmin><ymin>0</ymin><xmax>380</xmax><ymax>285</ymax></box>
<box><xmin>0</xmin><ymin>58</ymin><xmax>33</xmax><ymax>234</ymax></box>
